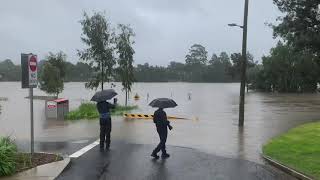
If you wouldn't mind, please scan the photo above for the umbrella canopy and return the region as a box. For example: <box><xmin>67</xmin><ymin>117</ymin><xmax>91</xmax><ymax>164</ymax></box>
<box><xmin>91</xmin><ymin>89</ymin><xmax>118</xmax><ymax>102</ymax></box>
<box><xmin>149</xmin><ymin>98</ymin><xmax>178</xmax><ymax>108</ymax></box>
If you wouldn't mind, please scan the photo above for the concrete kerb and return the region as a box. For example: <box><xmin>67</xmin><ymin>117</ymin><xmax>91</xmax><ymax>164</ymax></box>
<box><xmin>262</xmin><ymin>154</ymin><xmax>314</xmax><ymax>180</ymax></box>
<box><xmin>0</xmin><ymin>155</ymin><xmax>71</xmax><ymax>180</ymax></box>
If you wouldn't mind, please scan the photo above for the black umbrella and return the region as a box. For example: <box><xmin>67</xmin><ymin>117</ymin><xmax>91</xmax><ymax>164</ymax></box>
<box><xmin>149</xmin><ymin>98</ymin><xmax>178</xmax><ymax>108</ymax></box>
<box><xmin>91</xmin><ymin>89</ymin><xmax>118</xmax><ymax>102</ymax></box>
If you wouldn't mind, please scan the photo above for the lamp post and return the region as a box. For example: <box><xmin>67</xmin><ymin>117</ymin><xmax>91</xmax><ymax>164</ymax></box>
<box><xmin>228</xmin><ymin>0</ymin><xmax>249</xmax><ymax>127</ymax></box>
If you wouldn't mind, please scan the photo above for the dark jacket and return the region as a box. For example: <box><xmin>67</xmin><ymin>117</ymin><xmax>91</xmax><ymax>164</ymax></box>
<box><xmin>153</xmin><ymin>109</ymin><xmax>170</xmax><ymax>129</ymax></box>
<box><xmin>97</xmin><ymin>101</ymin><xmax>115</xmax><ymax>118</ymax></box>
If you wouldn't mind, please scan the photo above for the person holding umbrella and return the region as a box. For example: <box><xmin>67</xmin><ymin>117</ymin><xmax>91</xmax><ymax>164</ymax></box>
<box><xmin>149</xmin><ymin>98</ymin><xmax>177</xmax><ymax>159</ymax></box>
<box><xmin>91</xmin><ymin>89</ymin><xmax>118</xmax><ymax>151</ymax></box>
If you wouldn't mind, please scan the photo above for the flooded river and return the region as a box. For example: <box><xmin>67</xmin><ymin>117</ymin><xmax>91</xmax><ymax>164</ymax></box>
<box><xmin>1</xmin><ymin>82</ymin><xmax>320</xmax><ymax>163</ymax></box>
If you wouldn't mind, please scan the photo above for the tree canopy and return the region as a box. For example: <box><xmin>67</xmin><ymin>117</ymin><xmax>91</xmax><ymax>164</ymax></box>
<box><xmin>116</xmin><ymin>24</ymin><xmax>135</xmax><ymax>106</ymax></box>
<box><xmin>39</xmin><ymin>62</ymin><xmax>64</xmax><ymax>97</ymax></box>
<box><xmin>0</xmin><ymin>60</ymin><xmax>21</xmax><ymax>81</ymax></box>
<box><xmin>273</xmin><ymin>0</ymin><xmax>320</xmax><ymax>56</ymax></box>
<box><xmin>78</xmin><ymin>11</ymin><xmax>116</xmax><ymax>90</ymax></box>
<box><xmin>248</xmin><ymin>42</ymin><xmax>320</xmax><ymax>92</ymax></box>
<box><xmin>1</xmin><ymin>44</ymin><xmax>253</xmax><ymax>84</ymax></box>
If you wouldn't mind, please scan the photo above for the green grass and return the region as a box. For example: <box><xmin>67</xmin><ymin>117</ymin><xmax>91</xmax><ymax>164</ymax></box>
<box><xmin>66</xmin><ymin>103</ymin><xmax>138</xmax><ymax>120</ymax></box>
<box><xmin>0</xmin><ymin>137</ymin><xmax>17</xmax><ymax>176</ymax></box>
<box><xmin>263</xmin><ymin>122</ymin><xmax>320</xmax><ymax>179</ymax></box>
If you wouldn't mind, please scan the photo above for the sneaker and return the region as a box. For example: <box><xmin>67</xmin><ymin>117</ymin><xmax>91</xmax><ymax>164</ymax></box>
<box><xmin>151</xmin><ymin>152</ymin><xmax>159</xmax><ymax>159</ymax></box>
<box><xmin>161</xmin><ymin>153</ymin><xmax>170</xmax><ymax>158</ymax></box>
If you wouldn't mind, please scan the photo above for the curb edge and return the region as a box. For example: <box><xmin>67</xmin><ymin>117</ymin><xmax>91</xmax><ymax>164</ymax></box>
<box><xmin>262</xmin><ymin>154</ymin><xmax>314</xmax><ymax>180</ymax></box>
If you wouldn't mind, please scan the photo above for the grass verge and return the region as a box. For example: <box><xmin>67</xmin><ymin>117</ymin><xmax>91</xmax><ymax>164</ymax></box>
<box><xmin>262</xmin><ymin>122</ymin><xmax>320</xmax><ymax>179</ymax></box>
<box><xmin>0</xmin><ymin>136</ymin><xmax>63</xmax><ymax>177</ymax></box>
<box><xmin>66</xmin><ymin>103</ymin><xmax>138</xmax><ymax>120</ymax></box>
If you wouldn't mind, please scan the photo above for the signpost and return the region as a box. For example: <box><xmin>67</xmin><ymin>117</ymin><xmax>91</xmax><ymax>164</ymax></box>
<box><xmin>21</xmin><ymin>53</ymin><xmax>38</xmax><ymax>155</ymax></box>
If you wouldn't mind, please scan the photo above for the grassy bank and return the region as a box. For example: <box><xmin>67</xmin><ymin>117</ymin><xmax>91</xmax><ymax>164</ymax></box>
<box><xmin>0</xmin><ymin>137</ymin><xmax>63</xmax><ymax>177</ymax></box>
<box><xmin>263</xmin><ymin>122</ymin><xmax>320</xmax><ymax>179</ymax></box>
<box><xmin>66</xmin><ymin>103</ymin><xmax>138</xmax><ymax>120</ymax></box>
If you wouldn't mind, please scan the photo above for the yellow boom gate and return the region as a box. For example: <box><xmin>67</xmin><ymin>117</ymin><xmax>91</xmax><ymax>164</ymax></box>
<box><xmin>123</xmin><ymin>113</ymin><xmax>187</xmax><ymax>120</ymax></box>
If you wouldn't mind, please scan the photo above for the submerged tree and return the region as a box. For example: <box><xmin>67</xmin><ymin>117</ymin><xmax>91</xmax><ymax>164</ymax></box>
<box><xmin>40</xmin><ymin>62</ymin><xmax>64</xmax><ymax>97</ymax></box>
<box><xmin>46</xmin><ymin>51</ymin><xmax>67</xmax><ymax>80</ymax></box>
<box><xmin>116</xmin><ymin>24</ymin><xmax>135</xmax><ymax>106</ymax></box>
<box><xmin>78</xmin><ymin>11</ymin><xmax>116</xmax><ymax>90</ymax></box>
<box><xmin>39</xmin><ymin>52</ymin><xmax>66</xmax><ymax>97</ymax></box>
<box><xmin>250</xmin><ymin>42</ymin><xmax>319</xmax><ymax>93</ymax></box>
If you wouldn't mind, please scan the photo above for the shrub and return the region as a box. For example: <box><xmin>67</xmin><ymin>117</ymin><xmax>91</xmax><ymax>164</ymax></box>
<box><xmin>66</xmin><ymin>103</ymin><xmax>138</xmax><ymax>120</ymax></box>
<box><xmin>0</xmin><ymin>137</ymin><xmax>17</xmax><ymax>176</ymax></box>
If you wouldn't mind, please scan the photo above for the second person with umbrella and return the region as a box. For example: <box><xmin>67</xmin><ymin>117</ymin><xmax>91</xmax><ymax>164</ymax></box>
<box><xmin>150</xmin><ymin>98</ymin><xmax>177</xmax><ymax>159</ymax></box>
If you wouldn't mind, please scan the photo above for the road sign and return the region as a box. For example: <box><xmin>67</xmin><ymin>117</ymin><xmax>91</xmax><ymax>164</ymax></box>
<box><xmin>28</xmin><ymin>55</ymin><xmax>38</xmax><ymax>87</ymax></box>
<box><xmin>21</xmin><ymin>53</ymin><xmax>37</xmax><ymax>155</ymax></box>
<box><xmin>21</xmin><ymin>54</ymin><xmax>38</xmax><ymax>88</ymax></box>
<box><xmin>29</xmin><ymin>55</ymin><xmax>37</xmax><ymax>71</ymax></box>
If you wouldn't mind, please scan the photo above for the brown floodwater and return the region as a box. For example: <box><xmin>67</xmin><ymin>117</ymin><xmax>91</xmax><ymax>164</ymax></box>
<box><xmin>1</xmin><ymin>82</ymin><xmax>320</xmax><ymax>163</ymax></box>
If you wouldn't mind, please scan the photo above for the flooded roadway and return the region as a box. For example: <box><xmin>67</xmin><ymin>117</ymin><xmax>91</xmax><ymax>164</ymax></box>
<box><xmin>0</xmin><ymin>82</ymin><xmax>320</xmax><ymax>164</ymax></box>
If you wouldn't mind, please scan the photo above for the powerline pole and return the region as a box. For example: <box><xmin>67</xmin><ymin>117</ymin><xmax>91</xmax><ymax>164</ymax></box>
<box><xmin>239</xmin><ymin>0</ymin><xmax>249</xmax><ymax>127</ymax></box>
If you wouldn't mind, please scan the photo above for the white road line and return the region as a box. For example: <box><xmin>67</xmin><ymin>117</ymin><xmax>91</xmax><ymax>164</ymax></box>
<box><xmin>69</xmin><ymin>139</ymin><xmax>100</xmax><ymax>158</ymax></box>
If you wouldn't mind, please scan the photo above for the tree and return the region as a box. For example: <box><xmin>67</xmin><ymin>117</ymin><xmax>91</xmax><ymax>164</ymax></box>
<box><xmin>205</xmin><ymin>52</ymin><xmax>233</xmax><ymax>82</ymax></box>
<box><xmin>78</xmin><ymin>11</ymin><xmax>116</xmax><ymax>90</ymax></box>
<box><xmin>134</xmin><ymin>63</ymin><xmax>169</xmax><ymax>82</ymax></box>
<box><xmin>116</xmin><ymin>24</ymin><xmax>135</xmax><ymax>106</ymax></box>
<box><xmin>209</xmin><ymin>53</ymin><xmax>219</xmax><ymax>66</ymax></box>
<box><xmin>167</xmin><ymin>61</ymin><xmax>186</xmax><ymax>81</ymax></box>
<box><xmin>65</xmin><ymin>62</ymin><xmax>93</xmax><ymax>82</ymax></box>
<box><xmin>250</xmin><ymin>42</ymin><xmax>319</xmax><ymax>93</ymax></box>
<box><xmin>272</xmin><ymin>0</ymin><xmax>320</xmax><ymax>56</ymax></box>
<box><xmin>247</xmin><ymin>65</ymin><xmax>269</xmax><ymax>91</ymax></box>
<box><xmin>185</xmin><ymin>44</ymin><xmax>208</xmax><ymax>82</ymax></box>
<box><xmin>0</xmin><ymin>59</ymin><xmax>21</xmax><ymax>81</ymax></box>
<box><xmin>38</xmin><ymin>52</ymin><xmax>66</xmax><ymax>96</ymax></box>
<box><xmin>39</xmin><ymin>62</ymin><xmax>64</xmax><ymax>97</ymax></box>
<box><xmin>46</xmin><ymin>51</ymin><xmax>67</xmax><ymax>80</ymax></box>
<box><xmin>229</xmin><ymin>52</ymin><xmax>255</xmax><ymax>80</ymax></box>
<box><xmin>185</xmin><ymin>44</ymin><xmax>208</xmax><ymax>65</ymax></box>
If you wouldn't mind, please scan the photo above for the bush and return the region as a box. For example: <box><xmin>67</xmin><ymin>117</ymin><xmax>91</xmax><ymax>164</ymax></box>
<box><xmin>66</xmin><ymin>103</ymin><xmax>138</xmax><ymax>120</ymax></box>
<box><xmin>0</xmin><ymin>137</ymin><xmax>17</xmax><ymax>176</ymax></box>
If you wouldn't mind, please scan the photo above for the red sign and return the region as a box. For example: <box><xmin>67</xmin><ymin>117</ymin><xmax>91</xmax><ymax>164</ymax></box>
<box><xmin>48</xmin><ymin>105</ymin><xmax>56</xmax><ymax>109</ymax></box>
<box><xmin>29</xmin><ymin>55</ymin><xmax>37</xmax><ymax>72</ymax></box>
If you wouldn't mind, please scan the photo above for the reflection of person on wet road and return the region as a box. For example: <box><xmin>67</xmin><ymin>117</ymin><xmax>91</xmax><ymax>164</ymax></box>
<box><xmin>151</xmin><ymin>108</ymin><xmax>173</xmax><ymax>159</ymax></box>
<box><xmin>97</xmin><ymin>100</ymin><xmax>116</xmax><ymax>151</ymax></box>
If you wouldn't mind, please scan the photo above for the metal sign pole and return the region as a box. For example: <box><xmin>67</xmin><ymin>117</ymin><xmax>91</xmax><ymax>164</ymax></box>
<box><xmin>30</xmin><ymin>87</ymin><xmax>34</xmax><ymax>155</ymax></box>
<box><xmin>22</xmin><ymin>53</ymin><xmax>37</xmax><ymax>156</ymax></box>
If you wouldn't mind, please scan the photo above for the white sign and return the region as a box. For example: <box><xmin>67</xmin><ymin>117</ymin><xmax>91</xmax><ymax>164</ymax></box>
<box><xmin>28</xmin><ymin>55</ymin><xmax>38</xmax><ymax>87</ymax></box>
<box><xmin>47</xmin><ymin>101</ymin><xmax>57</xmax><ymax>109</ymax></box>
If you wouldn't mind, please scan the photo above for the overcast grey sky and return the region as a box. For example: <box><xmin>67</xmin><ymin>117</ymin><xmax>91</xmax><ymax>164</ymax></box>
<box><xmin>0</xmin><ymin>0</ymin><xmax>281</xmax><ymax>66</ymax></box>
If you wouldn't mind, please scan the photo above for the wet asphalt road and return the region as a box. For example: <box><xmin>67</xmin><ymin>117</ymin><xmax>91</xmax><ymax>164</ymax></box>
<box><xmin>56</xmin><ymin>141</ymin><xmax>295</xmax><ymax>180</ymax></box>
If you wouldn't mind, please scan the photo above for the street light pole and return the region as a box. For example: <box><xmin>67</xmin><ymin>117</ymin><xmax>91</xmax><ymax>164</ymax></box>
<box><xmin>239</xmin><ymin>0</ymin><xmax>249</xmax><ymax>127</ymax></box>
